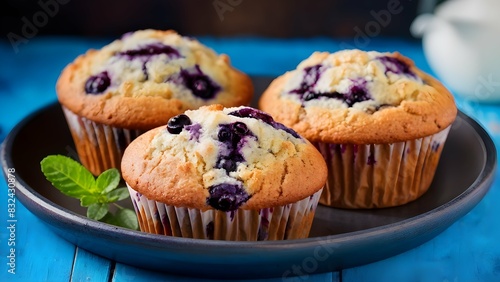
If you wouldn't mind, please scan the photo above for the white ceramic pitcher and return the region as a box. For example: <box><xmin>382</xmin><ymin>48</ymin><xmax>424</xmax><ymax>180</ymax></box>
<box><xmin>411</xmin><ymin>0</ymin><xmax>500</xmax><ymax>102</ymax></box>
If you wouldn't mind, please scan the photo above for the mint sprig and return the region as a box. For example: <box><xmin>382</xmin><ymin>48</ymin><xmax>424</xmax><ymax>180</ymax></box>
<box><xmin>41</xmin><ymin>155</ymin><xmax>139</xmax><ymax>230</ymax></box>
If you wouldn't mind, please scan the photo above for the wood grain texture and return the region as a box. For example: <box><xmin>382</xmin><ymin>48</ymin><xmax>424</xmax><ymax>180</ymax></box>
<box><xmin>0</xmin><ymin>193</ymin><xmax>75</xmax><ymax>282</ymax></box>
<box><xmin>342</xmin><ymin>167</ymin><xmax>500</xmax><ymax>282</ymax></box>
<box><xmin>71</xmin><ymin>248</ymin><xmax>112</xmax><ymax>282</ymax></box>
<box><xmin>112</xmin><ymin>263</ymin><xmax>338</xmax><ymax>282</ymax></box>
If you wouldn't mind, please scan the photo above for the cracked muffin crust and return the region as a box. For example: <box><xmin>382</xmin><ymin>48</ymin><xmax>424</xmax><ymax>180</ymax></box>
<box><xmin>57</xmin><ymin>29</ymin><xmax>253</xmax><ymax>130</ymax></box>
<box><xmin>121</xmin><ymin>104</ymin><xmax>327</xmax><ymax>211</ymax></box>
<box><xmin>259</xmin><ymin>49</ymin><xmax>457</xmax><ymax>209</ymax></box>
<box><xmin>56</xmin><ymin>29</ymin><xmax>253</xmax><ymax>176</ymax></box>
<box><xmin>259</xmin><ymin>49</ymin><xmax>457</xmax><ymax>144</ymax></box>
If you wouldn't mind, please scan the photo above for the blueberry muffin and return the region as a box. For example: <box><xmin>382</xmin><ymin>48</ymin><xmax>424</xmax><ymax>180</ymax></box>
<box><xmin>121</xmin><ymin>105</ymin><xmax>327</xmax><ymax>240</ymax></box>
<box><xmin>259</xmin><ymin>49</ymin><xmax>457</xmax><ymax>209</ymax></box>
<box><xmin>57</xmin><ymin>29</ymin><xmax>253</xmax><ymax>175</ymax></box>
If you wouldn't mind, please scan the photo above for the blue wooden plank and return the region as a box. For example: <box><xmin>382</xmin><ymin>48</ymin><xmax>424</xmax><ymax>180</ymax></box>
<box><xmin>342</xmin><ymin>165</ymin><xmax>500</xmax><ymax>282</ymax></box>
<box><xmin>112</xmin><ymin>263</ymin><xmax>337</xmax><ymax>282</ymax></box>
<box><xmin>70</xmin><ymin>247</ymin><xmax>112</xmax><ymax>282</ymax></box>
<box><xmin>0</xmin><ymin>184</ymin><xmax>76</xmax><ymax>282</ymax></box>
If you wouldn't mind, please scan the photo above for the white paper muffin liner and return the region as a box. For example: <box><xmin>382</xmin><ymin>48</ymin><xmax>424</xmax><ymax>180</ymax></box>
<box><xmin>62</xmin><ymin>106</ymin><xmax>144</xmax><ymax>175</ymax></box>
<box><xmin>127</xmin><ymin>184</ymin><xmax>323</xmax><ymax>241</ymax></box>
<box><xmin>316</xmin><ymin>126</ymin><xmax>451</xmax><ymax>209</ymax></box>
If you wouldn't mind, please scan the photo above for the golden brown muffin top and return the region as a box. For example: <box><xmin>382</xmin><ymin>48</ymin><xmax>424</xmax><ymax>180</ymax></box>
<box><xmin>57</xmin><ymin>29</ymin><xmax>253</xmax><ymax>130</ymax></box>
<box><xmin>121</xmin><ymin>105</ymin><xmax>327</xmax><ymax>211</ymax></box>
<box><xmin>259</xmin><ymin>50</ymin><xmax>457</xmax><ymax>144</ymax></box>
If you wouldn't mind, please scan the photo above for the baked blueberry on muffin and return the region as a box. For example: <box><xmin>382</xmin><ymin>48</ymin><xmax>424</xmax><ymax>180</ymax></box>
<box><xmin>121</xmin><ymin>105</ymin><xmax>327</xmax><ymax>240</ymax></box>
<box><xmin>56</xmin><ymin>29</ymin><xmax>253</xmax><ymax>175</ymax></box>
<box><xmin>259</xmin><ymin>49</ymin><xmax>457</xmax><ymax>209</ymax></box>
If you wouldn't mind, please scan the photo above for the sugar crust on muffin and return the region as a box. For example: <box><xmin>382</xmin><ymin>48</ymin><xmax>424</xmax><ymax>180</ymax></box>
<box><xmin>57</xmin><ymin>29</ymin><xmax>253</xmax><ymax>130</ymax></box>
<box><xmin>121</xmin><ymin>105</ymin><xmax>327</xmax><ymax>211</ymax></box>
<box><xmin>259</xmin><ymin>49</ymin><xmax>457</xmax><ymax>144</ymax></box>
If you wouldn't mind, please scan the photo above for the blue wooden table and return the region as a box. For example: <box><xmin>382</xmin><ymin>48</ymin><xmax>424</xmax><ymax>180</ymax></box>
<box><xmin>1</xmin><ymin>35</ymin><xmax>499</xmax><ymax>282</ymax></box>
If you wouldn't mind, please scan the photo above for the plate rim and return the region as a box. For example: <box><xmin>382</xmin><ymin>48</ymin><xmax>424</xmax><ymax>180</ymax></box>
<box><xmin>1</xmin><ymin>102</ymin><xmax>497</xmax><ymax>278</ymax></box>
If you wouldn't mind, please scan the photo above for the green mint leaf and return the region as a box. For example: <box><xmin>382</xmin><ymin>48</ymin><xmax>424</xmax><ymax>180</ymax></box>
<box><xmin>87</xmin><ymin>203</ymin><xmax>109</xmax><ymax>220</ymax></box>
<box><xmin>41</xmin><ymin>154</ymin><xmax>137</xmax><ymax>230</ymax></box>
<box><xmin>113</xmin><ymin>208</ymin><xmax>139</xmax><ymax>230</ymax></box>
<box><xmin>96</xmin><ymin>168</ymin><xmax>120</xmax><ymax>194</ymax></box>
<box><xmin>102</xmin><ymin>208</ymin><xmax>139</xmax><ymax>230</ymax></box>
<box><xmin>105</xmin><ymin>187</ymin><xmax>130</xmax><ymax>203</ymax></box>
<box><xmin>41</xmin><ymin>155</ymin><xmax>97</xmax><ymax>198</ymax></box>
<box><xmin>99</xmin><ymin>213</ymin><xmax>116</xmax><ymax>225</ymax></box>
<box><xmin>80</xmin><ymin>195</ymin><xmax>100</xmax><ymax>207</ymax></box>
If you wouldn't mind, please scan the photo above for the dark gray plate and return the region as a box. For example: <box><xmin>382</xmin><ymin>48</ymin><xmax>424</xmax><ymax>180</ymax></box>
<box><xmin>1</xmin><ymin>77</ymin><xmax>497</xmax><ymax>279</ymax></box>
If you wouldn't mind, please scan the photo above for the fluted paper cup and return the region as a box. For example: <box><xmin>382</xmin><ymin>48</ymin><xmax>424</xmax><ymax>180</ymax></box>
<box><xmin>62</xmin><ymin>106</ymin><xmax>144</xmax><ymax>175</ymax></box>
<box><xmin>316</xmin><ymin>126</ymin><xmax>451</xmax><ymax>209</ymax></box>
<box><xmin>127</xmin><ymin>184</ymin><xmax>323</xmax><ymax>241</ymax></box>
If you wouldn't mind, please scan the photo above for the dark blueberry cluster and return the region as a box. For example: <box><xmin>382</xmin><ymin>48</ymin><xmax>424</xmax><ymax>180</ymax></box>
<box><xmin>341</xmin><ymin>78</ymin><xmax>372</xmax><ymax>107</ymax></box>
<box><xmin>166</xmin><ymin>114</ymin><xmax>192</xmax><ymax>134</ymax></box>
<box><xmin>120</xmin><ymin>43</ymin><xmax>181</xmax><ymax>82</ymax></box>
<box><xmin>228</xmin><ymin>107</ymin><xmax>301</xmax><ymax>139</ymax></box>
<box><xmin>118</xmin><ymin>43</ymin><xmax>181</xmax><ymax>59</ymax></box>
<box><xmin>166</xmin><ymin>115</ymin><xmax>203</xmax><ymax>141</ymax></box>
<box><xmin>216</xmin><ymin>153</ymin><xmax>245</xmax><ymax>174</ymax></box>
<box><xmin>288</xmin><ymin>65</ymin><xmax>373</xmax><ymax>107</ymax></box>
<box><xmin>172</xmin><ymin>65</ymin><xmax>221</xmax><ymax>100</ymax></box>
<box><xmin>84</xmin><ymin>43</ymin><xmax>182</xmax><ymax>94</ymax></box>
<box><xmin>229</xmin><ymin>107</ymin><xmax>274</xmax><ymax>123</ymax></box>
<box><xmin>218</xmin><ymin>122</ymin><xmax>251</xmax><ymax>146</ymax></box>
<box><xmin>205</xmin><ymin>122</ymin><xmax>255</xmax><ymax>211</ymax></box>
<box><xmin>84</xmin><ymin>71</ymin><xmax>111</xmax><ymax>94</ymax></box>
<box><xmin>290</xmin><ymin>64</ymin><xmax>323</xmax><ymax>97</ymax></box>
<box><xmin>377</xmin><ymin>56</ymin><xmax>416</xmax><ymax>78</ymax></box>
<box><xmin>206</xmin><ymin>183</ymin><xmax>250</xmax><ymax>212</ymax></box>
<box><xmin>215</xmin><ymin>122</ymin><xmax>255</xmax><ymax>174</ymax></box>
